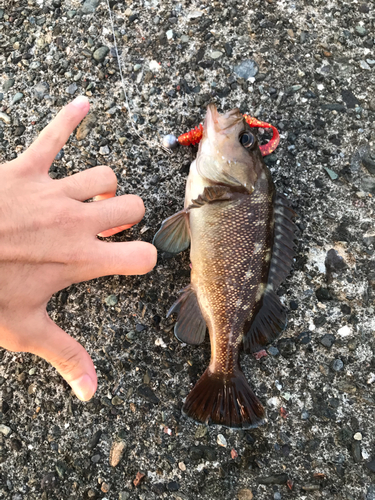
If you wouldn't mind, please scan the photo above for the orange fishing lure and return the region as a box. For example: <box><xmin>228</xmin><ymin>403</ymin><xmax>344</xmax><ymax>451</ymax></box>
<box><xmin>176</xmin><ymin>114</ymin><xmax>280</xmax><ymax>156</ymax></box>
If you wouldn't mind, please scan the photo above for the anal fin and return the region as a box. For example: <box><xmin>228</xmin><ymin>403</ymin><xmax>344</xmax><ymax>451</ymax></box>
<box><xmin>153</xmin><ymin>209</ymin><xmax>190</xmax><ymax>254</ymax></box>
<box><xmin>243</xmin><ymin>289</ymin><xmax>287</xmax><ymax>353</ymax></box>
<box><xmin>167</xmin><ymin>286</ymin><xmax>207</xmax><ymax>345</ymax></box>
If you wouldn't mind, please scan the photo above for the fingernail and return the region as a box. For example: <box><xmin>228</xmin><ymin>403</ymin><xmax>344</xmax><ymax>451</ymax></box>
<box><xmin>71</xmin><ymin>95</ymin><xmax>89</xmax><ymax>109</ymax></box>
<box><xmin>70</xmin><ymin>374</ymin><xmax>96</xmax><ymax>401</ymax></box>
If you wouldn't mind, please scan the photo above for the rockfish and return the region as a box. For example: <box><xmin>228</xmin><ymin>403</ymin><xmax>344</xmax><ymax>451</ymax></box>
<box><xmin>154</xmin><ymin>105</ymin><xmax>296</xmax><ymax>428</ymax></box>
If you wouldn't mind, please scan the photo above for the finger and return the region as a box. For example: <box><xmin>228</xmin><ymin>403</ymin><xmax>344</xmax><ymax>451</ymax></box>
<box><xmin>58</xmin><ymin>165</ymin><xmax>117</xmax><ymax>201</ymax></box>
<box><xmin>88</xmin><ymin>194</ymin><xmax>146</xmax><ymax>235</ymax></box>
<box><xmin>29</xmin><ymin>312</ymin><xmax>97</xmax><ymax>401</ymax></box>
<box><xmin>16</xmin><ymin>96</ymin><xmax>90</xmax><ymax>175</ymax></box>
<box><xmin>75</xmin><ymin>241</ymin><xmax>157</xmax><ymax>281</ymax></box>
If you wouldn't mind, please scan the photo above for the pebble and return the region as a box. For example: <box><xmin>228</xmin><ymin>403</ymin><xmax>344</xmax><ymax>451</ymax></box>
<box><xmin>88</xmin><ymin>430</ymin><xmax>102</xmax><ymax>449</ymax></box>
<box><xmin>224</xmin><ymin>42</ymin><xmax>233</xmax><ymax>57</ymax></box>
<box><xmin>233</xmin><ymin>59</ymin><xmax>259</xmax><ymax>79</ymax></box>
<box><xmin>0</xmin><ymin>424</ymin><xmax>11</xmax><ymax>436</ymax></box>
<box><xmin>105</xmin><ymin>294</ymin><xmax>118</xmax><ymax>306</ymax></box>
<box><xmin>0</xmin><ymin>112</ymin><xmax>11</xmax><ymax>124</ymax></box>
<box><xmin>91</xmin><ymin>454</ymin><xmax>101</xmax><ymax>463</ymax></box>
<box><xmin>73</xmin><ymin>72</ymin><xmax>82</xmax><ymax>82</ymax></box>
<box><xmin>100</xmin><ymin>145</ymin><xmax>110</xmax><ymax>155</ymax></box>
<box><xmin>355</xmin><ymin>25</ymin><xmax>368</xmax><ymax>37</ymax></box>
<box><xmin>93</xmin><ymin>46</ymin><xmax>110</xmax><ymax>63</ymax></box>
<box><xmin>81</xmin><ymin>0</ymin><xmax>100</xmax><ymax>14</ymax></box>
<box><xmin>217</xmin><ymin>434</ymin><xmax>227</xmax><ymax>447</ymax></box>
<box><xmin>354</xmin><ymin>432</ymin><xmax>362</xmax><ymax>441</ymax></box>
<box><xmin>366</xmin><ymin>458</ymin><xmax>375</xmax><ymax>473</ymax></box>
<box><xmin>166</xmin><ymin>30</ymin><xmax>174</xmax><ymax>40</ymax></box>
<box><xmin>195</xmin><ymin>425</ymin><xmax>208</xmax><ymax>439</ymax></box>
<box><xmin>3</xmin><ymin>78</ymin><xmax>15</xmax><ymax>92</ymax></box>
<box><xmin>76</xmin><ymin>113</ymin><xmax>97</xmax><ymax>141</ymax></box>
<box><xmin>352</xmin><ymin>441</ymin><xmax>362</xmax><ymax>463</ymax></box>
<box><xmin>325</xmin><ymin>249</ymin><xmax>347</xmax><ymax>273</ymax></box>
<box><xmin>125</xmin><ymin>7</ymin><xmax>133</xmax><ymax>16</ymax></box>
<box><xmin>268</xmin><ymin>346</ymin><xmax>280</xmax><ymax>356</ymax></box>
<box><xmin>331</xmin><ymin>359</ymin><xmax>344</xmax><ymax>372</ymax></box>
<box><xmin>66</xmin><ymin>83</ymin><xmax>77</xmax><ymax>95</ymax></box>
<box><xmin>320</xmin><ymin>334</ymin><xmax>336</xmax><ymax>348</ymax></box>
<box><xmin>119</xmin><ymin>493</ymin><xmax>130</xmax><ymax>500</ymax></box>
<box><xmin>362</xmin><ymin>177</ymin><xmax>375</xmax><ymax>195</ymax></box>
<box><xmin>210</xmin><ymin>51</ymin><xmax>223</xmax><ymax>60</ymax></box>
<box><xmin>180</xmin><ymin>35</ymin><xmax>189</xmax><ymax>43</ymax></box>
<box><xmin>134</xmin><ymin>64</ymin><xmax>142</xmax><ymax>72</ymax></box>
<box><xmin>258</xmin><ymin>474</ymin><xmax>288</xmax><ymax>485</ymax></box>
<box><xmin>167</xmin><ymin>481</ymin><xmax>180</xmax><ymax>492</ymax></box>
<box><xmin>338</xmin><ymin>325</ymin><xmax>352</xmax><ymax>337</ymax></box>
<box><xmin>137</xmin><ymin>384</ymin><xmax>159</xmax><ymax>404</ymax></box>
<box><xmin>101</xmin><ymin>482</ymin><xmax>110</xmax><ymax>493</ymax></box>
<box><xmin>14</xmin><ymin>125</ymin><xmax>25</xmax><ymax>137</ymax></box>
<box><xmin>109</xmin><ymin>441</ymin><xmax>126</xmax><ymax>467</ymax></box>
<box><xmin>30</xmin><ymin>61</ymin><xmax>41</xmax><ymax>70</ymax></box>
<box><xmin>360</xmin><ymin>61</ymin><xmax>371</xmax><ymax>70</ymax></box>
<box><xmin>237</xmin><ymin>489</ymin><xmax>253</xmax><ymax>500</ymax></box>
<box><xmin>111</xmin><ymin>396</ymin><xmax>124</xmax><ymax>406</ymax></box>
<box><xmin>33</xmin><ymin>81</ymin><xmax>49</xmax><ymax>100</ymax></box>
<box><xmin>178</xmin><ymin>461</ymin><xmax>186</xmax><ymax>471</ymax></box>
<box><xmin>324</xmin><ymin>167</ymin><xmax>338</xmax><ymax>180</ymax></box>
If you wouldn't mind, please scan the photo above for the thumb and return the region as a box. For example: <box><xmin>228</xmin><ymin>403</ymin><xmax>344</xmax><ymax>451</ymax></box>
<box><xmin>29</xmin><ymin>312</ymin><xmax>97</xmax><ymax>401</ymax></box>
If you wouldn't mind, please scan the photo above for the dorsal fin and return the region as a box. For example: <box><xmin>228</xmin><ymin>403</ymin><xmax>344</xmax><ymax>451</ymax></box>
<box><xmin>243</xmin><ymin>193</ymin><xmax>296</xmax><ymax>353</ymax></box>
<box><xmin>189</xmin><ymin>186</ymin><xmax>233</xmax><ymax>208</ymax></box>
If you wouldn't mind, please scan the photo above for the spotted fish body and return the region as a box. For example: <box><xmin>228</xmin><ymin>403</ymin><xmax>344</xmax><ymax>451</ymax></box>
<box><xmin>154</xmin><ymin>105</ymin><xmax>295</xmax><ymax>428</ymax></box>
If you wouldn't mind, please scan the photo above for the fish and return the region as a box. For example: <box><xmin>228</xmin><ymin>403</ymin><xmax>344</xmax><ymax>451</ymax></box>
<box><xmin>153</xmin><ymin>105</ymin><xmax>296</xmax><ymax>429</ymax></box>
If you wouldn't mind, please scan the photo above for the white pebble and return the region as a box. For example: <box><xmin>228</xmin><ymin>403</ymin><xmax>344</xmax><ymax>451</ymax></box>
<box><xmin>0</xmin><ymin>424</ymin><xmax>11</xmax><ymax>436</ymax></box>
<box><xmin>337</xmin><ymin>325</ymin><xmax>352</xmax><ymax>337</ymax></box>
<box><xmin>353</xmin><ymin>432</ymin><xmax>362</xmax><ymax>441</ymax></box>
<box><xmin>217</xmin><ymin>434</ymin><xmax>227</xmax><ymax>447</ymax></box>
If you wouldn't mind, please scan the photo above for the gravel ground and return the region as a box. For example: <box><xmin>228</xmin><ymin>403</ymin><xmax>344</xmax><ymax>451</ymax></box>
<box><xmin>1</xmin><ymin>0</ymin><xmax>375</xmax><ymax>499</ymax></box>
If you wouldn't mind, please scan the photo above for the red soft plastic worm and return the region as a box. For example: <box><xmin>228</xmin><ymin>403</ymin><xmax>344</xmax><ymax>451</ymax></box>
<box><xmin>177</xmin><ymin>115</ymin><xmax>280</xmax><ymax>156</ymax></box>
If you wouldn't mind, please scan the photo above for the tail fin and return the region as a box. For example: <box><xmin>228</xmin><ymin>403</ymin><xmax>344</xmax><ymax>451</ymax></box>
<box><xmin>182</xmin><ymin>368</ymin><xmax>265</xmax><ymax>429</ymax></box>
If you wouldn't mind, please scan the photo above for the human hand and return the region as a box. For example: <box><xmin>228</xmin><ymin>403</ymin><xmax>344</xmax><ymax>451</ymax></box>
<box><xmin>0</xmin><ymin>96</ymin><xmax>157</xmax><ymax>401</ymax></box>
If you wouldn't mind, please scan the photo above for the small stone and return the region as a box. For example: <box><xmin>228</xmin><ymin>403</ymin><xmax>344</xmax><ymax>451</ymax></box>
<box><xmin>277</xmin><ymin>338</ymin><xmax>296</xmax><ymax>357</ymax></box>
<box><xmin>99</xmin><ymin>145</ymin><xmax>110</xmax><ymax>155</ymax></box>
<box><xmin>167</xmin><ymin>481</ymin><xmax>180</xmax><ymax>492</ymax></box>
<box><xmin>166</xmin><ymin>30</ymin><xmax>174</xmax><ymax>40</ymax></box>
<box><xmin>101</xmin><ymin>483</ymin><xmax>110</xmax><ymax>493</ymax></box>
<box><xmin>119</xmin><ymin>493</ymin><xmax>130</xmax><ymax>500</ymax></box>
<box><xmin>111</xmin><ymin>396</ymin><xmax>124</xmax><ymax>406</ymax></box>
<box><xmin>0</xmin><ymin>424</ymin><xmax>11</xmax><ymax>436</ymax></box>
<box><xmin>195</xmin><ymin>425</ymin><xmax>208</xmax><ymax>439</ymax></box>
<box><xmin>73</xmin><ymin>72</ymin><xmax>82</xmax><ymax>82</ymax></box>
<box><xmin>180</xmin><ymin>35</ymin><xmax>189</xmax><ymax>43</ymax></box>
<box><xmin>325</xmin><ymin>249</ymin><xmax>347</xmax><ymax>273</ymax></box>
<box><xmin>320</xmin><ymin>334</ymin><xmax>336</xmax><ymax>348</ymax></box>
<box><xmin>338</xmin><ymin>325</ymin><xmax>352</xmax><ymax>337</ymax></box>
<box><xmin>76</xmin><ymin>113</ymin><xmax>97</xmax><ymax>141</ymax></box>
<box><xmin>41</xmin><ymin>472</ymin><xmax>58</xmax><ymax>491</ymax></box>
<box><xmin>341</xmin><ymin>89</ymin><xmax>360</xmax><ymax>109</ymax></box>
<box><xmin>324</xmin><ymin>167</ymin><xmax>338</xmax><ymax>180</ymax></box>
<box><xmin>238</xmin><ymin>489</ymin><xmax>253</xmax><ymax>500</ymax></box>
<box><xmin>178</xmin><ymin>462</ymin><xmax>186</xmax><ymax>471</ymax></box>
<box><xmin>316</xmin><ymin>287</ymin><xmax>332</xmax><ymax>301</ymax></box>
<box><xmin>88</xmin><ymin>430</ymin><xmax>102</xmax><ymax>449</ymax></box>
<box><xmin>93</xmin><ymin>46</ymin><xmax>110</xmax><ymax>62</ymax></box>
<box><xmin>268</xmin><ymin>346</ymin><xmax>280</xmax><ymax>356</ymax></box>
<box><xmin>30</xmin><ymin>61</ymin><xmax>41</xmax><ymax>70</ymax></box>
<box><xmin>331</xmin><ymin>359</ymin><xmax>344</xmax><ymax>372</ymax></box>
<box><xmin>66</xmin><ymin>83</ymin><xmax>77</xmax><ymax>95</ymax></box>
<box><xmin>210</xmin><ymin>51</ymin><xmax>223</xmax><ymax>60</ymax></box>
<box><xmin>360</xmin><ymin>60</ymin><xmax>371</xmax><ymax>70</ymax></box>
<box><xmin>366</xmin><ymin>458</ymin><xmax>375</xmax><ymax>473</ymax></box>
<box><xmin>136</xmin><ymin>324</ymin><xmax>146</xmax><ymax>332</ymax></box>
<box><xmin>217</xmin><ymin>434</ymin><xmax>227</xmax><ymax>447</ymax></box>
<box><xmin>3</xmin><ymin>78</ymin><xmax>15</xmax><ymax>92</ymax></box>
<box><xmin>258</xmin><ymin>474</ymin><xmax>288</xmax><ymax>485</ymax></box>
<box><xmin>0</xmin><ymin>112</ymin><xmax>11</xmax><ymax>124</ymax></box>
<box><xmin>33</xmin><ymin>81</ymin><xmax>49</xmax><ymax>100</ymax></box>
<box><xmin>224</xmin><ymin>42</ymin><xmax>233</xmax><ymax>57</ymax></box>
<box><xmin>137</xmin><ymin>385</ymin><xmax>159</xmax><ymax>404</ymax></box>
<box><xmin>81</xmin><ymin>0</ymin><xmax>100</xmax><ymax>14</ymax></box>
<box><xmin>355</xmin><ymin>25</ymin><xmax>368</xmax><ymax>37</ymax></box>
<box><xmin>133</xmin><ymin>64</ymin><xmax>142</xmax><ymax>72</ymax></box>
<box><xmin>10</xmin><ymin>438</ymin><xmax>22</xmax><ymax>451</ymax></box>
<box><xmin>11</xmin><ymin>92</ymin><xmax>23</xmax><ymax>104</ymax></box>
<box><xmin>233</xmin><ymin>59</ymin><xmax>259</xmax><ymax>79</ymax></box>
<box><xmin>352</xmin><ymin>441</ymin><xmax>362</xmax><ymax>463</ymax></box>
<box><xmin>354</xmin><ymin>432</ymin><xmax>362</xmax><ymax>441</ymax></box>
<box><xmin>105</xmin><ymin>294</ymin><xmax>118</xmax><ymax>306</ymax></box>
<box><xmin>125</xmin><ymin>7</ymin><xmax>133</xmax><ymax>16</ymax></box>
<box><xmin>91</xmin><ymin>454</ymin><xmax>101</xmax><ymax>463</ymax></box>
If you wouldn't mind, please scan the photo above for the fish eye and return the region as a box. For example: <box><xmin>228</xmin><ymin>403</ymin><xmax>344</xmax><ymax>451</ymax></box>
<box><xmin>240</xmin><ymin>132</ymin><xmax>255</xmax><ymax>148</ymax></box>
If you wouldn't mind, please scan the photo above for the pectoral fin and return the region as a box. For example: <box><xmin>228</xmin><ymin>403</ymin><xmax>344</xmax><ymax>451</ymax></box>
<box><xmin>167</xmin><ymin>286</ymin><xmax>207</xmax><ymax>345</ymax></box>
<box><xmin>153</xmin><ymin>210</ymin><xmax>190</xmax><ymax>254</ymax></box>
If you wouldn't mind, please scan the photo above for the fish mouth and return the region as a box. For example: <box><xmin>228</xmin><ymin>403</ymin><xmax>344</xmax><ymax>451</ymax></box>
<box><xmin>205</xmin><ymin>104</ymin><xmax>244</xmax><ymax>136</ymax></box>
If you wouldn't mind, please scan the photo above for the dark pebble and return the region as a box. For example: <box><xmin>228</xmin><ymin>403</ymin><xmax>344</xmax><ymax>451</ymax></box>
<box><xmin>88</xmin><ymin>430</ymin><xmax>102</xmax><ymax>449</ymax></box>
<box><xmin>277</xmin><ymin>338</ymin><xmax>296</xmax><ymax>357</ymax></box>
<box><xmin>359</xmin><ymin>3</ymin><xmax>369</xmax><ymax>13</ymax></box>
<box><xmin>314</xmin><ymin>315</ymin><xmax>326</xmax><ymax>327</ymax></box>
<box><xmin>325</xmin><ymin>249</ymin><xmax>347</xmax><ymax>273</ymax></box>
<box><xmin>224</xmin><ymin>42</ymin><xmax>233</xmax><ymax>57</ymax></box>
<box><xmin>167</xmin><ymin>481</ymin><xmax>180</xmax><ymax>492</ymax></box>
<box><xmin>320</xmin><ymin>334</ymin><xmax>336</xmax><ymax>348</ymax></box>
<box><xmin>137</xmin><ymin>384</ymin><xmax>159</xmax><ymax>404</ymax></box>
<box><xmin>55</xmin><ymin>149</ymin><xmax>64</xmax><ymax>160</ymax></box>
<box><xmin>352</xmin><ymin>441</ymin><xmax>362</xmax><ymax>463</ymax></box>
<box><xmin>297</xmin><ymin>331</ymin><xmax>311</xmax><ymax>345</ymax></box>
<box><xmin>331</xmin><ymin>359</ymin><xmax>344</xmax><ymax>371</ymax></box>
<box><xmin>341</xmin><ymin>89</ymin><xmax>360</xmax><ymax>109</ymax></box>
<box><xmin>316</xmin><ymin>287</ymin><xmax>332</xmax><ymax>301</ymax></box>
<box><xmin>289</xmin><ymin>300</ymin><xmax>298</xmax><ymax>310</ymax></box>
<box><xmin>268</xmin><ymin>346</ymin><xmax>279</xmax><ymax>356</ymax></box>
<box><xmin>341</xmin><ymin>304</ymin><xmax>351</xmax><ymax>315</ymax></box>
<box><xmin>190</xmin><ymin>445</ymin><xmax>217</xmax><ymax>461</ymax></box>
<box><xmin>136</xmin><ymin>323</ymin><xmax>146</xmax><ymax>332</ymax></box>
<box><xmin>14</xmin><ymin>125</ymin><xmax>25</xmax><ymax>137</ymax></box>
<box><xmin>41</xmin><ymin>472</ymin><xmax>58</xmax><ymax>491</ymax></box>
<box><xmin>152</xmin><ymin>483</ymin><xmax>166</xmax><ymax>495</ymax></box>
<box><xmin>302</xmin><ymin>485</ymin><xmax>321</xmax><ymax>491</ymax></box>
<box><xmin>10</xmin><ymin>438</ymin><xmax>22</xmax><ymax>451</ymax></box>
<box><xmin>258</xmin><ymin>473</ymin><xmax>288</xmax><ymax>485</ymax></box>
<box><xmin>366</xmin><ymin>458</ymin><xmax>375</xmax><ymax>473</ymax></box>
<box><xmin>321</xmin><ymin>103</ymin><xmax>346</xmax><ymax>112</ymax></box>
<box><xmin>129</xmin><ymin>14</ymin><xmax>138</xmax><ymax>23</ymax></box>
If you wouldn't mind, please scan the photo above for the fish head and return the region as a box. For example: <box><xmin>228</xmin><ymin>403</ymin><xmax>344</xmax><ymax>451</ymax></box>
<box><xmin>196</xmin><ymin>104</ymin><xmax>267</xmax><ymax>192</ymax></box>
